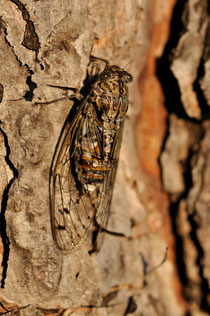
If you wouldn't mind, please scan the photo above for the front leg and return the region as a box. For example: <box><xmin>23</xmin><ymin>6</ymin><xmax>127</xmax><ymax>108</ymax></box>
<box><xmin>90</xmin><ymin>55</ymin><xmax>109</xmax><ymax>65</ymax></box>
<box><xmin>88</xmin><ymin>56</ymin><xmax>109</xmax><ymax>84</ymax></box>
<box><xmin>34</xmin><ymin>86</ymin><xmax>83</xmax><ymax>106</ymax></box>
<box><xmin>47</xmin><ymin>85</ymin><xmax>83</xmax><ymax>101</ymax></box>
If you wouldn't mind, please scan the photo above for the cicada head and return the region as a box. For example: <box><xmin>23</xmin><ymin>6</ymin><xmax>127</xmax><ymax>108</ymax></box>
<box><xmin>99</xmin><ymin>64</ymin><xmax>133</xmax><ymax>83</ymax></box>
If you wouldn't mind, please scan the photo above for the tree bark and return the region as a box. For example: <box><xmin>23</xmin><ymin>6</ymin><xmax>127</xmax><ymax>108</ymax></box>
<box><xmin>0</xmin><ymin>0</ymin><xmax>209</xmax><ymax>315</ymax></box>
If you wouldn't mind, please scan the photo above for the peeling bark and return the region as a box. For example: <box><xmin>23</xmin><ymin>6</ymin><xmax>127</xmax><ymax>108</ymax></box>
<box><xmin>159</xmin><ymin>0</ymin><xmax>210</xmax><ymax>315</ymax></box>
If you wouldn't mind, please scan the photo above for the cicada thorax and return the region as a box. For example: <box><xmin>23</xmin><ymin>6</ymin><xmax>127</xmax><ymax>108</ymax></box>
<box><xmin>94</xmin><ymin>79</ymin><xmax>129</xmax><ymax>113</ymax></box>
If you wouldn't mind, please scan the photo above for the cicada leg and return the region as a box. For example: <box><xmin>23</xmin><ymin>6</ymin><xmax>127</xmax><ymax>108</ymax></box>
<box><xmin>88</xmin><ymin>56</ymin><xmax>109</xmax><ymax>84</ymax></box>
<box><xmin>34</xmin><ymin>87</ymin><xmax>83</xmax><ymax>106</ymax></box>
<box><xmin>47</xmin><ymin>86</ymin><xmax>83</xmax><ymax>101</ymax></box>
<box><xmin>87</xmin><ymin>61</ymin><xmax>100</xmax><ymax>84</ymax></box>
<box><xmin>90</xmin><ymin>55</ymin><xmax>109</xmax><ymax>65</ymax></box>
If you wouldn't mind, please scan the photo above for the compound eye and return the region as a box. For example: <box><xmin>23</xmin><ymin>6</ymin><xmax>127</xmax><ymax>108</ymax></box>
<box><xmin>126</xmin><ymin>73</ymin><xmax>133</xmax><ymax>82</ymax></box>
<box><xmin>100</xmin><ymin>72</ymin><xmax>109</xmax><ymax>80</ymax></box>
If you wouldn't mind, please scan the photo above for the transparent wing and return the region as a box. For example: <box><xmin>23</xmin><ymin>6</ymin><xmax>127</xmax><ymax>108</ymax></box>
<box><xmin>50</xmin><ymin>101</ymin><xmax>92</xmax><ymax>253</ymax></box>
<box><xmin>93</xmin><ymin>123</ymin><xmax>125</xmax><ymax>250</ymax></box>
<box><xmin>50</xmin><ymin>98</ymin><xmax>125</xmax><ymax>253</ymax></box>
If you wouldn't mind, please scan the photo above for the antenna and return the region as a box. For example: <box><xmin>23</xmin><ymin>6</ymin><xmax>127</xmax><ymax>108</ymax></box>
<box><xmin>90</xmin><ymin>55</ymin><xmax>109</xmax><ymax>65</ymax></box>
<box><xmin>123</xmin><ymin>59</ymin><xmax>134</xmax><ymax>70</ymax></box>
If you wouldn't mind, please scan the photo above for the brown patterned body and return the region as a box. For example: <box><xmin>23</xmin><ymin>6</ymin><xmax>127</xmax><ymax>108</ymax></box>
<box><xmin>50</xmin><ymin>61</ymin><xmax>133</xmax><ymax>253</ymax></box>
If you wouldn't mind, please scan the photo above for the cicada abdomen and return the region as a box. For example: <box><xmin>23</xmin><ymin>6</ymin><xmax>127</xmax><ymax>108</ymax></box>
<box><xmin>50</xmin><ymin>59</ymin><xmax>133</xmax><ymax>253</ymax></box>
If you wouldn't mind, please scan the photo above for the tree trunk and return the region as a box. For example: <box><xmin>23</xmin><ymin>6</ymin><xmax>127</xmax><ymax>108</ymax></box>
<box><xmin>0</xmin><ymin>0</ymin><xmax>209</xmax><ymax>315</ymax></box>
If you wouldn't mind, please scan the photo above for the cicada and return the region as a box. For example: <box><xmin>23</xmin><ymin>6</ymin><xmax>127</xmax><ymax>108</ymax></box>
<box><xmin>50</xmin><ymin>58</ymin><xmax>133</xmax><ymax>253</ymax></box>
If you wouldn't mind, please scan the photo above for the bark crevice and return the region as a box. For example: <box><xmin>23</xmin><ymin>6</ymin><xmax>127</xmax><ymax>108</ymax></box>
<box><xmin>2</xmin><ymin>22</ymin><xmax>22</xmax><ymax>67</ymax></box>
<box><xmin>157</xmin><ymin>0</ymin><xmax>210</xmax><ymax>312</ymax></box>
<box><xmin>0</xmin><ymin>128</ymin><xmax>18</xmax><ymax>289</ymax></box>
<box><xmin>9</xmin><ymin>0</ymin><xmax>40</xmax><ymax>54</ymax></box>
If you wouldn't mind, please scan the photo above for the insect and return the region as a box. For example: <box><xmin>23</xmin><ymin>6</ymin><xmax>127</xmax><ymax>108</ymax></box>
<box><xmin>49</xmin><ymin>58</ymin><xmax>133</xmax><ymax>253</ymax></box>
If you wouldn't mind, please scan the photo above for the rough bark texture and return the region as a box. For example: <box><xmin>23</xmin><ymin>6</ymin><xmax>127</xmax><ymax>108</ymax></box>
<box><xmin>158</xmin><ymin>0</ymin><xmax>210</xmax><ymax>315</ymax></box>
<box><xmin>0</xmin><ymin>0</ymin><xmax>209</xmax><ymax>315</ymax></box>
